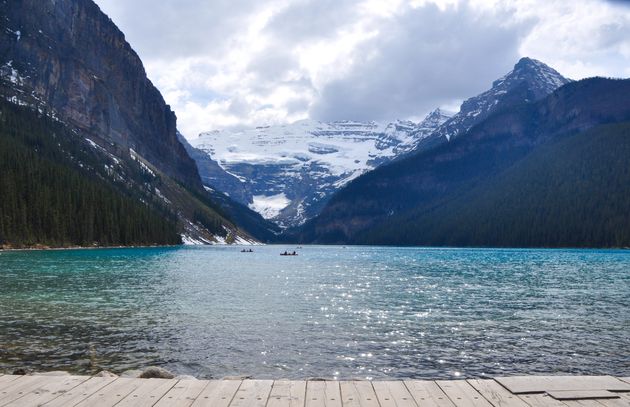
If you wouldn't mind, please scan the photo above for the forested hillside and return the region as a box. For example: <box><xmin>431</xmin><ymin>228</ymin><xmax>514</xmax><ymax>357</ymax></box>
<box><xmin>0</xmin><ymin>100</ymin><xmax>181</xmax><ymax>248</ymax></box>
<box><xmin>359</xmin><ymin>122</ymin><xmax>630</xmax><ymax>247</ymax></box>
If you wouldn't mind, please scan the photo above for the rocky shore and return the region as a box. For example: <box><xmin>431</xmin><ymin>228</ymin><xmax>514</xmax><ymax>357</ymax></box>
<box><xmin>7</xmin><ymin>367</ymin><xmax>196</xmax><ymax>380</ymax></box>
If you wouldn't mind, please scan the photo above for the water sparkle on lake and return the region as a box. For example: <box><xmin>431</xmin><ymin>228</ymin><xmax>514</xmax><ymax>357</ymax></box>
<box><xmin>0</xmin><ymin>245</ymin><xmax>628</xmax><ymax>379</ymax></box>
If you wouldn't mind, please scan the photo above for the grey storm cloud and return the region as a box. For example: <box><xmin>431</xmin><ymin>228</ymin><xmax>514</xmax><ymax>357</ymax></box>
<box><xmin>310</xmin><ymin>3</ymin><xmax>529</xmax><ymax>122</ymax></box>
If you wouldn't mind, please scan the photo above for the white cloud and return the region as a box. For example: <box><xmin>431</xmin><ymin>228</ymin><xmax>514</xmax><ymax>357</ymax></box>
<box><xmin>94</xmin><ymin>0</ymin><xmax>630</xmax><ymax>139</ymax></box>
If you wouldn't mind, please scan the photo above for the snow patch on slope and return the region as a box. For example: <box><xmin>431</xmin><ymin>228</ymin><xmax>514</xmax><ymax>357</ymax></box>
<box><xmin>249</xmin><ymin>193</ymin><xmax>291</xmax><ymax>219</ymax></box>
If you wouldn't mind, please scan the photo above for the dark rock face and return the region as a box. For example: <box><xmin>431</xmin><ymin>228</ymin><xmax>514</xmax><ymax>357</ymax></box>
<box><xmin>0</xmin><ymin>0</ymin><xmax>201</xmax><ymax>189</ymax></box>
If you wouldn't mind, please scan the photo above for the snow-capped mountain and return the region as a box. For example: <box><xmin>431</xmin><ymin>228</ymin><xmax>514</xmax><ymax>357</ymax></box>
<box><xmin>189</xmin><ymin>111</ymin><xmax>452</xmax><ymax>228</ymax></box>
<box><xmin>187</xmin><ymin>57</ymin><xmax>569</xmax><ymax>230</ymax></box>
<box><xmin>428</xmin><ymin>57</ymin><xmax>571</xmax><ymax>143</ymax></box>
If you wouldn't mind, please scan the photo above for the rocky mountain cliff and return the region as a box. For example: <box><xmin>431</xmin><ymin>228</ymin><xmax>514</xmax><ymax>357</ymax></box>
<box><xmin>0</xmin><ymin>0</ymin><xmax>275</xmax><ymax>244</ymax></box>
<box><xmin>0</xmin><ymin>0</ymin><xmax>200</xmax><ymax>188</ymax></box>
<box><xmin>188</xmin><ymin>111</ymin><xmax>452</xmax><ymax>228</ymax></box>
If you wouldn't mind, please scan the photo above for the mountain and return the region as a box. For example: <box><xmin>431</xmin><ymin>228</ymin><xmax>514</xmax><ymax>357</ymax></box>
<box><xmin>413</xmin><ymin>57</ymin><xmax>571</xmax><ymax>152</ymax></box>
<box><xmin>361</xmin><ymin>121</ymin><xmax>630</xmax><ymax>247</ymax></box>
<box><xmin>188</xmin><ymin>111</ymin><xmax>452</xmax><ymax>228</ymax></box>
<box><xmin>0</xmin><ymin>98</ymin><xmax>181</xmax><ymax>248</ymax></box>
<box><xmin>0</xmin><ymin>0</ymin><xmax>272</xmax><ymax>246</ymax></box>
<box><xmin>293</xmin><ymin>77</ymin><xmax>630</xmax><ymax>246</ymax></box>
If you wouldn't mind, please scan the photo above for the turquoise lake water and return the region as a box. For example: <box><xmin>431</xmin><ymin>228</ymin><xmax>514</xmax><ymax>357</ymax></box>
<box><xmin>0</xmin><ymin>246</ymin><xmax>628</xmax><ymax>379</ymax></box>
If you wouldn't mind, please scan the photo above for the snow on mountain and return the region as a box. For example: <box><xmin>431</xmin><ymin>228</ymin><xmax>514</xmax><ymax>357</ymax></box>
<box><xmin>430</xmin><ymin>57</ymin><xmax>571</xmax><ymax>142</ymax></box>
<box><xmin>189</xmin><ymin>111</ymin><xmax>451</xmax><ymax>228</ymax></box>
<box><xmin>188</xmin><ymin>57</ymin><xmax>569</xmax><ymax>230</ymax></box>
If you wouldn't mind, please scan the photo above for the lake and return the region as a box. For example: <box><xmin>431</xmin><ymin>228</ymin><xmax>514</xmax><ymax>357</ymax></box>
<box><xmin>0</xmin><ymin>246</ymin><xmax>628</xmax><ymax>379</ymax></box>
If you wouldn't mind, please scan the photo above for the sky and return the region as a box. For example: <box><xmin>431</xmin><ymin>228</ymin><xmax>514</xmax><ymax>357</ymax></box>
<box><xmin>94</xmin><ymin>0</ymin><xmax>630</xmax><ymax>139</ymax></box>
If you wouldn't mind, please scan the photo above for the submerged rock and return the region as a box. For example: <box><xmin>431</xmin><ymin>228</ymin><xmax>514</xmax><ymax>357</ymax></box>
<box><xmin>139</xmin><ymin>366</ymin><xmax>175</xmax><ymax>379</ymax></box>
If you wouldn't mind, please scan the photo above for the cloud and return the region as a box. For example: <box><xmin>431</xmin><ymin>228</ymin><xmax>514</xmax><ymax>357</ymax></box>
<box><xmin>93</xmin><ymin>0</ymin><xmax>630</xmax><ymax>138</ymax></box>
<box><xmin>310</xmin><ymin>3</ymin><xmax>527</xmax><ymax>121</ymax></box>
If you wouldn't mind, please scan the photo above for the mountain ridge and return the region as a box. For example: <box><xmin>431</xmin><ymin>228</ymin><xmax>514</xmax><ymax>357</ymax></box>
<box><xmin>291</xmin><ymin>77</ymin><xmax>630</xmax><ymax>245</ymax></box>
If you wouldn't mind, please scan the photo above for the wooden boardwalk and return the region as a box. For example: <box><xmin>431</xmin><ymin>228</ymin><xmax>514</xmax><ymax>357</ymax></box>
<box><xmin>0</xmin><ymin>374</ymin><xmax>628</xmax><ymax>406</ymax></box>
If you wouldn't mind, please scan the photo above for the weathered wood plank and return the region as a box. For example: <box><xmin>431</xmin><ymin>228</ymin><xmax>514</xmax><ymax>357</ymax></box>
<box><xmin>468</xmin><ymin>379</ymin><xmax>530</xmax><ymax>407</ymax></box>
<box><xmin>153</xmin><ymin>379</ymin><xmax>210</xmax><ymax>407</ymax></box>
<box><xmin>495</xmin><ymin>377</ymin><xmax>630</xmax><ymax>394</ymax></box>
<box><xmin>9</xmin><ymin>375</ymin><xmax>90</xmax><ymax>407</ymax></box>
<box><xmin>0</xmin><ymin>375</ymin><xmax>48</xmax><ymax>406</ymax></box>
<box><xmin>0</xmin><ymin>375</ymin><xmax>23</xmax><ymax>391</ymax></box>
<box><xmin>517</xmin><ymin>393</ymin><xmax>570</xmax><ymax>407</ymax></box>
<box><xmin>190</xmin><ymin>380</ymin><xmax>242</xmax><ymax>407</ymax></box>
<box><xmin>267</xmin><ymin>380</ymin><xmax>306</xmax><ymax>407</ymax></box>
<box><xmin>595</xmin><ymin>396</ymin><xmax>630</xmax><ymax>407</ymax></box>
<box><xmin>74</xmin><ymin>377</ymin><xmax>144</xmax><ymax>406</ymax></box>
<box><xmin>404</xmin><ymin>380</ymin><xmax>456</xmax><ymax>407</ymax></box>
<box><xmin>372</xmin><ymin>381</ymin><xmax>417</xmax><ymax>407</ymax></box>
<box><xmin>305</xmin><ymin>380</ymin><xmax>342</xmax><ymax>407</ymax></box>
<box><xmin>561</xmin><ymin>400</ymin><xmax>606</xmax><ymax>407</ymax></box>
<box><xmin>437</xmin><ymin>380</ymin><xmax>493</xmax><ymax>407</ymax></box>
<box><xmin>115</xmin><ymin>378</ymin><xmax>178</xmax><ymax>407</ymax></box>
<box><xmin>547</xmin><ymin>390</ymin><xmax>620</xmax><ymax>400</ymax></box>
<box><xmin>41</xmin><ymin>376</ymin><xmax>118</xmax><ymax>407</ymax></box>
<box><xmin>228</xmin><ymin>380</ymin><xmax>273</xmax><ymax>407</ymax></box>
<box><xmin>616</xmin><ymin>392</ymin><xmax>630</xmax><ymax>402</ymax></box>
<box><xmin>339</xmin><ymin>381</ymin><xmax>379</xmax><ymax>407</ymax></box>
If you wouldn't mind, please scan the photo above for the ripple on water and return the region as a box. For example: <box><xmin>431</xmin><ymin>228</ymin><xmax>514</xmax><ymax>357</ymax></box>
<box><xmin>0</xmin><ymin>246</ymin><xmax>629</xmax><ymax>379</ymax></box>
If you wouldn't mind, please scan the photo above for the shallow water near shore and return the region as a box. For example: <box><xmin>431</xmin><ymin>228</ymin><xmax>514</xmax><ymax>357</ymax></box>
<box><xmin>0</xmin><ymin>245</ymin><xmax>628</xmax><ymax>379</ymax></box>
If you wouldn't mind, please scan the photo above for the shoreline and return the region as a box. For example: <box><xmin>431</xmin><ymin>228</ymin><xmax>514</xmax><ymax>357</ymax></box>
<box><xmin>0</xmin><ymin>243</ymin><xmax>182</xmax><ymax>253</ymax></box>
<box><xmin>2</xmin><ymin>243</ymin><xmax>629</xmax><ymax>253</ymax></box>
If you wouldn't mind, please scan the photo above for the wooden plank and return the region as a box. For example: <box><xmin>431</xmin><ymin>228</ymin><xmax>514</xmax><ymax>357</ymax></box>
<box><xmin>0</xmin><ymin>375</ymin><xmax>23</xmax><ymax>391</ymax></box>
<box><xmin>404</xmin><ymin>380</ymin><xmax>456</xmax><ymax>407</ymax></box>
<box><xmin>617</xmin><ymin>392</ymin><xmax>630</xmax><ymax>402</ymax></box>
<box><xmin>190</xmin><ymin>380</ymin><xmax>242</xmax><ymax>407</ymax></box>
<box><xmin>372</xmin><ymin>381</ymin><xmax>418</xmax><ymax>407</ymax></box>
<box><xmin>437</xmin><ymin>380</ymin><xmax>494</xmax><ymax>407</ymax></box>
<box><xmin>228</xmin><ymin>380</ymin><xmax>273</xmax><ymax>407</ymax></box>
<box><xmin>154</xmin><ymin>379</ymin><xmax>210</xmax><ymax>407</ymax></box>
<box><xmin>74</xmin><ymin>377</ymin><xmax>144</xmax><ymax>406</ymax></box>
<box><xmin>547</xmin><ymin>390</ymin><xmax>620</xmax><ymax>400</ymax></box>
<box><xmin>468</xmin><ymin>379</ymin><xmax>530</xmax><ymax>407</ymax></box>
<box><xmin>0</xmin><ymin>375</ymin><xmax>48</xmax><ymax>406</ymax></box>
<box><xmin>305</xmin><ymin>380</ymin><xmax>342</xmax><ymax>407</ymax></box>
<box><xmin>495</xmin><ymin>377</ymin><xmax>630</xmax><ymax>394</ymax></box>
<box><xmin>562</xmin><ymin>401</ymin><xmax>606</xmax><ymax>407</ymax></box>
<box><xmin>517</xmin><ymin>393</ymin><xmax>571</xmax><ymax>407</ymax></box>
<box><xmin>8</xmin><ymin>375</ymin><xmax>90</xmax><ymax>407</ymax></box>
<box><xmin>41</xmin><ymin>376</ymin><xmax>118</xmax><ymax>407</ymax></box>
<box><xmin>116</xmin><ymin>378</ymin><xmax>178</xmax><ymax>406</ymax></box>
<box><xmin>592</xmin><ymin>396</ymin><xmax>630</xmax><ymax>407</ymax></box>
<box><xmin>267</xmin><ymin>380</ymin><xmax>306</xmax><ymax>407</ymax></box>
<box><xmin>339</xmin><ymin>381</ymin><xmax>380</xmax><ymax>407</ymax></box>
